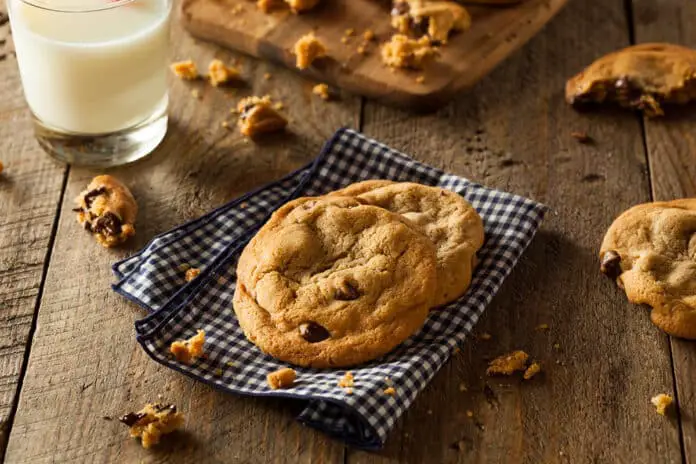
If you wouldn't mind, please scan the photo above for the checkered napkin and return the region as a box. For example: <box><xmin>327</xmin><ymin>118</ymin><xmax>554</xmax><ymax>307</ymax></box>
<box><xmin>112</xmin><ymin>128</ymin><xmax>547</xmax><ymax>449</ymax></box>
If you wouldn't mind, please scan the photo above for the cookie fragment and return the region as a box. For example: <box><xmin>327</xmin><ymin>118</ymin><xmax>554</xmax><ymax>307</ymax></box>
<box><xmin>170</xmin><ymin>330</ymin><xmax>206</xmax><ymax>364</ymax></box>
<box><xmin>566</xmin><ymin>43</ymin><xmax>696</xmax><ymax>116</ymax></box>
<box><xmin>237</xmin><ymin>96</ymin><xmax>288</xmax><ymax>138</ymax></box>
<box><xmin>185</xmin><ymin>268</ymin><xmax>201</xmax><ymax>282</ymax></box>
<box><xmin>293</xmin><ymin>33</ymin><xmax>327</xmax><ymax>70</ymax></box>
<box><xmin>523</xmin><ymin>362</ymin><xmax>541</xmax><ymax>380</ymax></box>
<box><xmin>74</xmin><ymin>175</ymin><xmax>137</xmax><ymax>248</ymax></box>
<box><xmin>651</xmin><ymin>393</ymin><xmax>673</xmax><ymax>416</ymax></box>
<box><xmin>486</xmin><ymin>350</ymin><xmax>529</xmax><ymax>376</ymax></box>
<box><xmin>170</xmin><ymin>60</ymin><xmax>198</xmax><ymax>80</ymax></box>
<box><xmin>381</xmin><ymin>34</ymin><xmax>438</xmax><ymax>69</ymax></box>
<box><xmin>267</xmin><ymin>367</ymin><xmax>297</xmax><ymax>389</ymax></box>
<box><xmin>391</xmin><ymin>0</ymin><xmax>471</xmax><ymax>44</ymax></box>
<box><xmin>312</xmin><ymin>83</ymin><xmax>332</xmax><ymax>100</ymax></box>
<box><xmin>208</xmin><ymin>59</ymin><xmax>240</xmax><ymax>87</ymax></box>
<box><xmin>119</xmin><ymin>403</ymin><xmax>184</xmax><ymax>449</ymax></box>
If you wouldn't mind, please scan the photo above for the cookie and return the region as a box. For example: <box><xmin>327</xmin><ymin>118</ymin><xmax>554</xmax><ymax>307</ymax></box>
<box><xmin>74</xmin><ymin>175</ymin><xmax>137</xmax><ymax>248</ymax></box>
<box><xmin>600</xmin><ymin>199</ymin><xmax>696</xmax><ymax>339</ymax></box>
<box><xmin>237</xmin><ymin>96</ymin><xmax>288</xmax><ymax>138</ymax></box>
<box><xmin>234</xmin><ymin>196</ymin><xmax>438</xmax><ymax>368</ymax></box>
<box><xmin>566</xmin><ymin>43</ymin><xmax>696</xmax><ymax>117</ymax></box>
<box><xmin>356</xmin><ymin>182</ymin><xmax>484</xmax><ymax>306</ymax></box>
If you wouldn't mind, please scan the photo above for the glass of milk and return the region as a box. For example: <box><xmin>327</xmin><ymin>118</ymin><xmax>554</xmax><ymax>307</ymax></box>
<box><xmin>8</xmin><ymin>0</ymin><xmax>172</xmax><ymax>167</ymax></box>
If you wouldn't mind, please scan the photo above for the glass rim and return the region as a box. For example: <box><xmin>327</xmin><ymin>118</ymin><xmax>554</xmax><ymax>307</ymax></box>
<box><xmin>18</xmin><ymin>0</ymin><xmax>137</xmax><ymax>13</ymax></box>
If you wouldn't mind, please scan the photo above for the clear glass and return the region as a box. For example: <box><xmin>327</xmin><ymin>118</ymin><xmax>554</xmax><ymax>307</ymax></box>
<box><xmin>8</xmin><ymin>0</ymin><xmax>172</xmax><ymax>167</ymax></box>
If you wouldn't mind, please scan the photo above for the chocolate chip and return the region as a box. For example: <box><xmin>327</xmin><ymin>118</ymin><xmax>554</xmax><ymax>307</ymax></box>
<box><xmin>299</xmin><ymin>321</ymin><xmax>330</xmax><ymax>343</ymax></box>
<box><xmin>119</xmin><ymin>412</ymin><xmax>146</xmax><ymax>427</ymax></box>
<box><xmin>239</xmin><ymin>104</ymin><xmax>256</xmax><ymax>120</ymax></box>
<box><xmin>82</xmin><ymin>186</ymin><xmax>108</xmax><ymax>209</ymax></box>
<box><xmin>71</xmin><ymin>207</ymin><xmax>83</xmax><ymax>213</ymax></box>
<box><xmin>93</xmin><ymin>212</ymin><xmax>122</xmax><ymax>236</ymax></box>
<box><xmin>600</xmin><ymin>250</ymin><xmax>622</xmax><ymax>280</ymax></box>
<box><xmin>335</xmin><ymin>281</ymin><xmax>360</xmax><ymax>301</ymax></box>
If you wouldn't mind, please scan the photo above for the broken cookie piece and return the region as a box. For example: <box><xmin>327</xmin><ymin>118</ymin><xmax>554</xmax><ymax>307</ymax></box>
<box><xmin>381</xmin><ymin>34</ymin><xmax>438</xmax><ymax>69</ymax></box>
<box><xmin>523</xmin><ymin>362</ymin><xmax>541</xmax><ymax>380</ymax></box>
<box><xmin>312</xmin><ymin>83</ymin><xmax>332</xmax><ymax>100</ymax></box>
<box><xmin>170</xmin><ymin>60</ymin><xmax>199</xmax><ymax>80</ymax></box>
<box><xmin>391</xmin><ymin>0</ymin><xmax>471</xmax><ymax>44</ymax></box>
<box><xmin>170</xmin><ymin>329</ymin><xmax>206</xmax><ymax>364</ymax></box>
<box><xmin>208</xmin><ymin>59</ymin><xmax>240</xmax><ymax>87</ymax></box>
<box><xmin>486</xmin><ymin>350</ymin><xmax>529</xmax><ymax>376</ymax></box>
<box><xmin>566</xmin><ymin>43</ymin><xmax>696</xmax><ymax>117</ymax></box>
<box><xmin>267</xmin><ymin>367</ymin><xmax>297</xmax><ymax>389</ymax></box>
<box><xmin>74</xmin><ymin>175</ymin><xmax>137</xmax><ymax>248</ymax></box>
<box><xmin>651</xmin><ymin>393</ymin><xmax>673</xmax><ymax>416</ymax></box>
<box><xmin>293</xmin><ymin>33</ymin><xmax>327</xmax><ymax>70</ymax></box>
<box><xmin>119</xmin><ymin>403</ymin><xmax>184</xmax><ymax>449</ymax></box>
<box><xmin>237</xmin><ymin>96</ymin><xmax>288</xmax><ymax>138</ymax></box>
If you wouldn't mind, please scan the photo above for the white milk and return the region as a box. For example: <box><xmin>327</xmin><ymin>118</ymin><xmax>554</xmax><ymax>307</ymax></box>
<box><xmin>9</xmin><ymin>0</ymin><xmax>171</xmax><ymax>134</ymax></box>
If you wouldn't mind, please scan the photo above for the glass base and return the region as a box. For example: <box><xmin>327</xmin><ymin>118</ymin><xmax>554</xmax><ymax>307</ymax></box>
<box><xmin>33</xmin><ymin>110</ymin><xmax>168</xmax><ymax>168</ymax></box>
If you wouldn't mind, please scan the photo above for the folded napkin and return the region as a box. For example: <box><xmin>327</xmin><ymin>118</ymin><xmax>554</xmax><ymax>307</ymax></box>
<box><xmin>112</xmin><ymin>128</ymin><xmax>547</xmax><ymax>449</ymax></box>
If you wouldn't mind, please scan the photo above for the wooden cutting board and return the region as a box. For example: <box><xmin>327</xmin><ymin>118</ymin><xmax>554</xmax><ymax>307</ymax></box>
<box><xmin>181</xmin><ymin>0</ymin><xmax>567</xmax><ymax>111</ymax></box>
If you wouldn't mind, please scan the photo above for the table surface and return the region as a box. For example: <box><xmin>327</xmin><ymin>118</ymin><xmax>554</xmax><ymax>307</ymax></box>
<box><xmin>1</xmin><ymin>0</ymin><xmax>695</xmax><ymax>463</ymax></box>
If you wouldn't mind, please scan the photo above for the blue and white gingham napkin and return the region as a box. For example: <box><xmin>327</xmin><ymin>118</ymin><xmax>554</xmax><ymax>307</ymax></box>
<box><xmin>112</xmin><ymin>128</ymin><xmax>547</xmax><ymax>449</ymax></box>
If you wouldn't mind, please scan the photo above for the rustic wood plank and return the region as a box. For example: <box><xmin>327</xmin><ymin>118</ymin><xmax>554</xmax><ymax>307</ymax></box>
<box><xmin>181</xmin><ymin>0</ymin><xmax>568</xmax><ymax>111</ymax></box>
<box><xmin>349</xmin><ymin>0</ymin><xmax>683</xmax><ymax>462</ymax></box>
<box><xmin>631</xmin><ymin>0</ymin><xmax>696</xmax><ymax>461</ymax></box>
<box><xmin>3</xmin><ymin>4</ymin><xmax>358</xmax><ymax>461</ymax></box>
<box><xmin>0</xmin><ymin>1</ymin><xmax>68</xmax><ymax>455</ymax></box>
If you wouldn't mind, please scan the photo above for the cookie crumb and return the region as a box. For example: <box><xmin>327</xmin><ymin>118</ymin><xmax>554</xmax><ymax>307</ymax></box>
<box><xmin>381</xmin><ymin>34</ymin><xmax>438</xmax><ymax>69</ymax></box>
<box><xmin>570</xmin><ymin>131</ymin><xmax>593</xmax><ymax>144</ymax></box>
<box><xmin>363</xmin><ymin>29</ymin><xmax>375</xmax><ymax>41</ymax></box>
<box><xmin>264</xmin><ymin>72</ymin><xmax>272</xmax><ymax>80</ymax></box>
<box><xmin>293</xmin><ymin>33</ymin><xmax>327</xmax><ymax>70</ymax></box>
<box><xmin>651</xmin><ymin>393</ymin><xmax>673</xmax><ymax>416</ymax></box>
<box><xmin>170</xmin><ymin>329</ymin><xmax>205</xmax><ymax>364</ymax></box>
<box><xmin>273</xmin><ymin>102</ymin><xmax>284</xmax><ymax>111</ymax></box>
<box><xmin>237</xmin><ymin>96</ymin><xmax>288</xmax><ymax>138</ymax></box>
<box><xmin>458</xmin><ymin>382</ymin><xmax>468</xmax><ymax>392</ymax></box>
<box><xmin>535</xmin><ymin>323</ymin><xmax>550</xmax><ymax>331</ymax></box>
<box><xmin>553</xmin><ymin>343</ymin><xmax>561</xmax><ymax>350</ymax></box>
<box><xmin>478</xmin><ymin>332</ymin><xmax>492</xmax><ymax>341</ymax></box>
<box><xmin>466</xmin><ymin>410</ymin><xmax>473</xmax><ymax>418</ymax></box>
<box><xmin>222</xmin><ymin>121</ymin><xmax>230</xmax><ymax>128</ymax></box>
<box><xmin>240</xmin><ymin>202</ymin><xmax>249</xmax><ymax>209</ymax></box>
<box><xmin>312</xmin><ymin>83</ymin><xmax>331</xmax><ymax>100</ymax></box>
<box><xmin>171</xmin><ymin>60</ymin><xmax>198</xmax><ymax>80</ymax></box>
<box><xmin>523</xmin><ymin>362</ymin><xmax>542</xmax><ymax>380</ymax></box>
<box><xmin>185</xmin><ymin>268</ymin><xmax>201</xmax><ymax>282</ymax></box>
<box><xmin>383</xmin><ymin>387</ymin><xmax>396</xmax><ymax>396</ymax></box>
<box><xmin>486</xmin><ymin>350</ymin><xmax>529</xmax><ymax>376</ymax></box>
<box><xmin>338</xmin><ymin>371</ymin><xmax>354</xmax><ymax>388</ymax></box>
<box><xmin>267</xmin><ymin>367</ymin><xmax>297</xmax><ymax>389</ymax></box>
<box><xmin>208</xmin><ymin>59</ymin><xmax>240</xmax><ymax>87</ymax></box>
<box><xmin>119</xmin><ymin>403</ymin><xmax>184</xmax><ymax>449</ymax></box>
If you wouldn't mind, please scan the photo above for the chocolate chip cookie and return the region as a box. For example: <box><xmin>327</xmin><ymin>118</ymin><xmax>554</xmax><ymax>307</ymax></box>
<box><xmin>566</xmin><ymin>43</ymin><xmax>696</xmax><ymax>117</ymax></box>
<box><xmin>600</xmin><ymin>199</ymin><xmax>696</xmax><ymax>339</ymax></box>
<box><xmin>234</xmin><ymin>196</ymin><xmax>438</xmax><ymax>368</ymax></box>
<box><xmin>74</xmin><ymin>175</ymin><xmax>137</xmax><ymax>248</ymax></box>
<box><xmin>355</xmin><ymin>183</ymin><xmax>484</xmax><ymax>306</ymax></box>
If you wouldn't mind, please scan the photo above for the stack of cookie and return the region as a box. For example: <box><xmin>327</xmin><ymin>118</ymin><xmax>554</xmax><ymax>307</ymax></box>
<box><xmin>233</xmin><ymin>181</ymin><xmax>485</xmax><ymax>368</ymax></box>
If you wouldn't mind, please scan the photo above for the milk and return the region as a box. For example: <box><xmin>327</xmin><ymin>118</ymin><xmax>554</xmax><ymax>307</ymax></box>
<box><xmin>9</xmin><ymin>0</ymin><xmax>171</xmax><ymax>134</ymax></box>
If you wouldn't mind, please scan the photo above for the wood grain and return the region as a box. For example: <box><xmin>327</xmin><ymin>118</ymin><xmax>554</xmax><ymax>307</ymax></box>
<box><xmin>0</xmin><ymin>1</ymin><xmax>68</xmax><ymax>456</ymax></box>
<box><xmin>3</xmin><ymin>3</ymin><xmax>359</xmax><ymax>462</ymax></box>
<box><xmin>348</xmin><ymin>0</ymin><xmax>683</xmax><ymax>462</ymax></box>
<box><xmin>631</xmin><ymin>0</ymin><xmax>696</xmax><ymax>461</ymax></box>
<box><xmin>182</xmin><ymin>0</ymin><xmax>568</xmax><ymax>111</ymax></box>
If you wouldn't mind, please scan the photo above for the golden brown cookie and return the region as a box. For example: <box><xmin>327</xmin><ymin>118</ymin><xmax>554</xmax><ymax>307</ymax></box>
<box><xmin>293</xmin><ymin>33</ymin><xmax>327</xmax><ymax>70</ymax></box>
<box><xmin>566</xmin><ymin>43</ymin><xmax>696</xmax><ymax>117</ymax></box>
<box><xmin>234</xmin><ymin>196</ymin><xmax>438</xmax><ymax>368</ymax></box>
<box><xmin>600</xmin><ymin>199</ymin><xmax>696</xmax><ymax>339</ymax></box>
<box><xmin>356</xmin><ymin>183</ymin><xmax>484</xmax><ymax>306</ymax></box>
<box><xmin>74</xmin><ymin>175</ymin><xmax>137</xmax><ymax>248</ymax></box>
<box><xmin>381</xmin><ymin>34</ymin><xmax>439</xmax><ymax>69</ymax></box>
<box><xmin>391</xmin><ymin>0</ymin><xmax>471</xmax><ymax>44</ymax></box>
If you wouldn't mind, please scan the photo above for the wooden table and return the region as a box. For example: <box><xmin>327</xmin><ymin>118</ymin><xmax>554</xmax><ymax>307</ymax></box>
<box><xmin>1</xmin><ymin>0</ymin><xmax>695</xmax><ymax>462</ymax></box>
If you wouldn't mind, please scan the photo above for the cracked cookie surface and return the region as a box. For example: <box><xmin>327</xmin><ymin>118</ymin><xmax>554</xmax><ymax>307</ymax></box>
<box><xmin>74</xmin><ymin>175</ymin><xmax>137</xmax><ymax>248</ymax></box>
<box><xmin>234</xmin><ymin>196</ymin><xmax>438</xmax><ymax>368</ymax></box>
<box><xmin>600</xmin><ymin>199</ymin><xmax>696</xmax><ymax>339</ymax></box>
<box><xmin>566</xmin><ymin>43</ymin><xmax>696</xmax><ymax>117</ymax></box>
